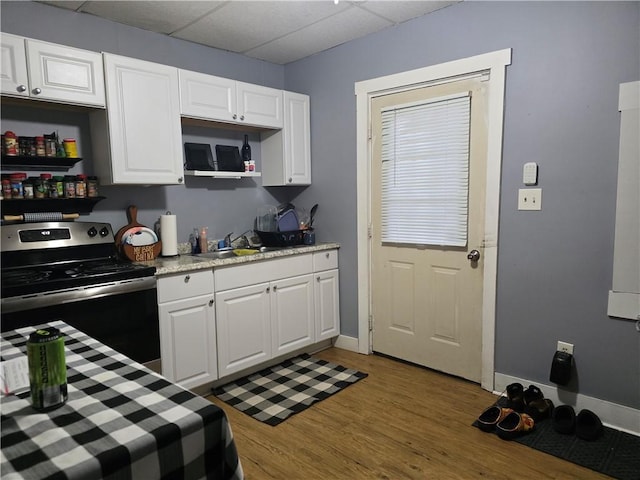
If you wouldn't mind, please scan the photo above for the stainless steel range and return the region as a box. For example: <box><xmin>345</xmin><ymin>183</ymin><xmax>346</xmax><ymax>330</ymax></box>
<box><xmin>1</xmin><ymin>221</ymin><xmax>160</xmax><ymax>371</ymax></box>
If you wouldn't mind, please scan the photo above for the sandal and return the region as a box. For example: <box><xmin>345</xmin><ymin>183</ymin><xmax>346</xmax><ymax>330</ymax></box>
<box><xmin>496</xmin><ymin>411</ymin><xmax>535</xmax><ymax>440</ymax></box>
<box><xmin>525</xmin><ymin>398</ymin><xmax>554</xmax><ymax>422</ymax></box>
<box><xmin>477</xmin><ymin>406</ymin><xmax>513</xmax><ymax>432</ymax></box>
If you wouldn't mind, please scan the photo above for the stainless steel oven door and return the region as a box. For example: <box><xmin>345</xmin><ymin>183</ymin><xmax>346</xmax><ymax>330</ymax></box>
<box><xmin>1</xmin><ymin>279</ymin><xmax>160</xmax><ymax>371</ymax></box>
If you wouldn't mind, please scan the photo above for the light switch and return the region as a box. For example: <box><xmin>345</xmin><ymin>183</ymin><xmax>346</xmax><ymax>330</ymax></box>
<box><xmin>518</xmin><ymin>188</ymin><xmax>542</xmax><ymax>210</ymax></box>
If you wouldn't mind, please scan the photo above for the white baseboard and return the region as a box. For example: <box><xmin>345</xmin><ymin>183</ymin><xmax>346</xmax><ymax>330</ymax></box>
<box><xmin>495</xmin><ymin>373</ymin><xmax>640</xmax><ymax>436</ymax></box>
<box><xmin>333</xmin><ymin>334</ymin><xmax>359</xmax><ymax>352</ymax></box>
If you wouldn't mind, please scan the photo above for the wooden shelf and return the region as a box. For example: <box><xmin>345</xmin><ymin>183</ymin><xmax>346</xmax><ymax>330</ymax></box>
<box><xmin>184</xmin><ymin>170</ymin><xmax>261</xmax><ymax>179</ymax></box>
<box><xmin>1</xmin><ymin>155</ymin><xmax>83</xmax><ymax>171</ymax></box>
<box><xmin>0</xmin><ymin>196</ymin><xmax>105</xmax><ymax>215</ymax></box>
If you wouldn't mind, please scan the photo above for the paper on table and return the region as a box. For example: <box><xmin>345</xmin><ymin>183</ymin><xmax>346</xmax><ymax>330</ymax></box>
<box><xmin>1</xmin><ymin>356</ymin><xmax>30</xmax><ymax>395</ymax></box>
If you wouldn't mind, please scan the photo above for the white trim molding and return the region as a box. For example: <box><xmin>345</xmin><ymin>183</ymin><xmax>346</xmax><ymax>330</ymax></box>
<box><xmin>495</xmin><ymin>373</ymin><xmax>640</xmax><ymax>437</ymax></box>
<box><xmin>354</xmin><ymin>49</ymin><xmax>511</xmax><ymax>392</ymax></box>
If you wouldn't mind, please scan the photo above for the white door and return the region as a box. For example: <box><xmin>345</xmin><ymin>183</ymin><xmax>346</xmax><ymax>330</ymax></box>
<box><xmin>216</xmin><ymin>283</ymin><xmax>271</xmax><ymax>376</ymax></box>
<box><xmin>159</xmin><ymin>294</ymin><xmax>217</xmax><ymax>389</ymax></box>
<box><xmin>314</xmin><ymin>269</ymin><xmax>340</xmax><ymax>341</ymax></box>
<box><xmin>102</xmin><ymin>53</ymin><xmax>183</xmax><ymax>184</ymax></box>
<box><xmin>236</xmin><ymin>81</ymin><xmax>283</xmax><ymax>128</ymax></box>
<box><xmin>271</xmin><ymin>274</ymin><xmax>314</xmax><ymax>356</ymax></box>
<box><xmin>371</xmin><ymin>77</ymin><xmax>488</xmax><ymax>382</ymax></box>
<box><xmin>26</xmin><ymin>39</ymin><xmax>105</xmax><ymax>106</ymax></box>
<box><xmin>179</xmin><ymin>69</ymin><xmax>236</xmax><ymax>122</ymax></box>
<box><xmin>1</xmin><ymin>33</ymin><xmax>29</xmax><ymax>97</ymax></box>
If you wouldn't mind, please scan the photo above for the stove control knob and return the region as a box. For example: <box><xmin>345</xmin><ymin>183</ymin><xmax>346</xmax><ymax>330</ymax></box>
<box><xmin>87</xmin><ymin>227</ymin><xmax>98</xmax><ymax>237</ymax></box>
<box><xmin>99</xmin><ymin>227</ymin><xmax>110</xmax><ymax>237</ymax></box>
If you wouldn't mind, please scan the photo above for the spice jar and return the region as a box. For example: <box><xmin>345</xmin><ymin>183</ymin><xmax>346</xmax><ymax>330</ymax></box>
<box><xmin>4</xmin><ymin>131</ymin><xmax>18</xmax><ymax>156</ymax></box>
<box><xmin>40</xmin><ymin>173</ymin><xmax>52</xmax><ymax>198</ymax></box>
<box><xmin>2</xmin><ymin>177</ymin><xmax>12</xmax><ymax>199</ymax></box>
<box><xmin>63</xmin><ymin>175</ymin><xmax>76</xmax><ymax>198</ymax></box>
<box><xmin>10</xmin><ymin>173</ymin><xmax>26</xmax><ymax>198</ymax></box>
<box><xmin>44</xmin><ymin>134</ymin><xmax>57</xmax><ymax>157</ymax></box>
<box><xmin>52</xmin><ymin>176</ymin><xmax>64</xmax><ymax>198</ymax></box>
<box><xmin>75</xmin><ymin>174</ymin><xmax>87</xmax><ymax>198</ymax></box>
<box><xmin>36</xmin><ymin>136</ymin><xmax>46</xmax><ymax>156</ymax></box>
<box><xmin>87</xmin><ymin>176</ymin><xmax>99</xmax><ymax>197</ymax></box>
<box><xmin>63</xmin><ymin>138</ymin><xmax>78</xmax><ymax>158</ymax></box>
<box><xmin>24</xmin><ymin>178</ymin><xmax>35</xmax><ymax>199</ymax></box>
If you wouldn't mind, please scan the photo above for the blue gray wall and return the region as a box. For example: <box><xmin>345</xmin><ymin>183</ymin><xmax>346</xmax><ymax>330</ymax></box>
<box><xmin>2</xmin><ymin>1</ymin><xmax>639</xmax><ymax>410</ymax></box>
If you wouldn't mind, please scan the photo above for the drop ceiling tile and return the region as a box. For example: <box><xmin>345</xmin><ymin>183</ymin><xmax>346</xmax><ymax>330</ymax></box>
<box><xmin>172</xmin><ymin>1</ymin><xmax>350</xmax><ymax>53</ymax></box>
<box><xmin>358</xmin><ymin>1</ymin><xmax>457</xmax><ymax>23</ymax></box>
<box><xmin>247</xmin><ymin>5</ymin><xmax>392</xmax><ymax>64</ymax></box>
<box><xmin>78</xmin><ymin>1</ymin><xmax>223</xmax><ymax>34</ymax></box>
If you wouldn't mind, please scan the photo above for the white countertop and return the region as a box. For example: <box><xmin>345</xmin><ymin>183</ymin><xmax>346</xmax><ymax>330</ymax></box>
<box><xmin>140</xmin><ymin>243</ymin><xmax>340</xmax><ymax>276</ymax></box>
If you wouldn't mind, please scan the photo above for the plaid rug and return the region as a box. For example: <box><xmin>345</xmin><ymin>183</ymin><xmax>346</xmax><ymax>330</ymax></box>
<box><xmin>213</xmin><ymin>354</ymin><xmax>368</xmax><ymax>426</ymax></box>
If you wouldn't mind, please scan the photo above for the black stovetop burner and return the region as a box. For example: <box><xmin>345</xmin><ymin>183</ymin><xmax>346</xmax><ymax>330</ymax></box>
<box><xmin>1</xmin><ymin>258</ymin><xmax>156</xmax><ymax>298</ymax></box>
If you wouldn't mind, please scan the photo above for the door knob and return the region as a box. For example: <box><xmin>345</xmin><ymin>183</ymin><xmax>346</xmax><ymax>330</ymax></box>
<box><xmin>467</xmin><ymin>249</ymin><xmax>480</xmax><ymax>262</ymax></box>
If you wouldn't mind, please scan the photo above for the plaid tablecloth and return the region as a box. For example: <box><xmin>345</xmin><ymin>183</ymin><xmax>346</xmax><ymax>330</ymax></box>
<box><xmin>1</xmin><ymin>321</ymin><xmax>243</xmax><ymax>480</ymax></box>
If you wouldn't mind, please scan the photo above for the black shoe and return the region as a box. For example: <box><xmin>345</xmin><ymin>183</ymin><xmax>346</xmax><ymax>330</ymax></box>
<box><xmin>552</xmin><ymin>405</ymin><xmax>576</xmax><ymax>434</ymax></box>
<box><xmin>576</xmin><ymin>409</ymin><xmax>603</xmax><ymax>441</ymax></box>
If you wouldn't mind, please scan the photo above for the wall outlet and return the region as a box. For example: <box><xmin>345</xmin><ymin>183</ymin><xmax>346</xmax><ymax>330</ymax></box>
<box><xmin>518</xmin><ymin>188</ymin><xmax>542</xmax><ymax>210</ymax></box>
<box><xmin>557</xmin><ymin>341</ymin><xmax>574</xmax><ymax>355</ymax></box>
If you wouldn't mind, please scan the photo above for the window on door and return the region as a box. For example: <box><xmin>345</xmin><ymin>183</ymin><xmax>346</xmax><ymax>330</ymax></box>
<box><xmin>380</xmin><ymin>92</ymin><xmax>471</xmax><ymax>247</ymax></box>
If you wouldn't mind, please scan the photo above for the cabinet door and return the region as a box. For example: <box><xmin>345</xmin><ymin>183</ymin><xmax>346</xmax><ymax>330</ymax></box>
<box><xmin>261</xmin><ymin>91</ymin><xmax>311</xmax><ymax>186</ymax></box>
<box><xmin>26</xmin><ymin>39</ymin><xmax>105</xmax><ymax>107</ymax></box>
<box><xmin>216</xmin><ymin>283</ymin><xmax>271</xmax><ymax>376</ymax></box>
<box><xmin>236</xmin><ymin>81</ymin><xmax>283</xmax><ymax>128</ymax></box>
<box><xmin>179</xmin><ymin>69</ymin><xmax>236</xmax><ymax>123</ymax></box>
<box><xmin>100</xmin><ymin>54</ymin><xmax>184</xmax><ymax>184</ymax></box>
<box><xmin>271</xmin><ymin>274</ymin><xmax>314</xmax><ymax>357</ymax></box>
<box><xmin>1</xmin><ymin>34</ymin><xmax>29</xmax><ymax>97</ymax></box>
<box><xmin>159</xmin><ymin>294</ymin><xmax>217</xmax><ymax>389</ymax></box>
<box><xmin>314</xmin><ymin>269</ymin><xmax>340</xmax><ymax>341</ymax></box>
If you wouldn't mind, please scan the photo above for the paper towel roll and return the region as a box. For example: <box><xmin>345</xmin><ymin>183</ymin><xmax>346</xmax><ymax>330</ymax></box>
<box><xmin>160</xmin><ymin>214</ymin><xmax>178</xmax><ymax>256</ymax></box>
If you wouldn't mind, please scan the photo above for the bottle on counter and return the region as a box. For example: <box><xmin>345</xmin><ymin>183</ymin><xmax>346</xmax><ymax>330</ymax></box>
<box><xmin>198</xmin><ymin>226</ymin><xmax>208</xmax><ymax>254</ymax></box>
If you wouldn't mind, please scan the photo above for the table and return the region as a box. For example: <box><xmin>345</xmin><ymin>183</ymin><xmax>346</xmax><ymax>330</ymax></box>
<box><xmin>1</xmin><ymin>321</ymin><xmax>244</xmax><ymax>480</ymax></box>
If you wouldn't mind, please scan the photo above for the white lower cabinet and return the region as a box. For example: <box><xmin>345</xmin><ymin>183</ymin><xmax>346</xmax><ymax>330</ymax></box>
<box><xmin>271</xmin><ymin>274</ymin><xmax>314</xmax><ymax>357</ymax></box>
<box><xmin>157</xmin><ymin>270</ymin><xmax>217</xmax><ymax>389</ymax></box>
<box><xmin>314</xmin><ymin>269</ymin><xmax>340</xmax><ymax>341</ymax></box>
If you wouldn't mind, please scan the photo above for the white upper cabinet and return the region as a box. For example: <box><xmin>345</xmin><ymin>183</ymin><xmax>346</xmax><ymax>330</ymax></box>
<box><xmin>261</xmin><ymin>91</ymin><xmax>311</xmax><ymax>186</ymax></box>
<box><xmin>179</xmin><ymin>69</ymin><xmax>283</xmax><ymax>129</ymax></box>
<box><xmin>1</xmin><ymin>33</ymin><xmax>105</xmax><ymax>107</ymax></box>
<box><xmin>91</xmin><ymin>53</ymin><xmax>184</xmax><ymax>185</ymax></box>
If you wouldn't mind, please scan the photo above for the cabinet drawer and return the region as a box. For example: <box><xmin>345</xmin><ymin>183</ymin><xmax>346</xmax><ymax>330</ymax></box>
<box><xmin>215</xmin><ymin>253</ymin><xmax>312</xmax><ymax>291</ymax></box>
<box><xmin>157</xmin><ymin>270</ymin><xmax>214</xmax><ymax>303</ymax></box>
<box><xmin>313</xmin><ymin>249</ymin><xmax>338</xmax><ymax>271</ymax></box>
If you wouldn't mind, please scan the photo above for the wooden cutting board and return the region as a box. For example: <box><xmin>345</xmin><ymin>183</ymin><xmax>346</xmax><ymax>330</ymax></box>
<box><xmin>115</xmin><ymin>205</ymin><xmax>161</xmax><ymax>261</ymax></box>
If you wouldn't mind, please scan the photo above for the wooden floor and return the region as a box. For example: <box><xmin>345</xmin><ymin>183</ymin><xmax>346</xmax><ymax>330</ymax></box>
<box><xmin>206</xmin><ymin>348</ymin><xmax>610</xmax><ymax>479</ymax></box>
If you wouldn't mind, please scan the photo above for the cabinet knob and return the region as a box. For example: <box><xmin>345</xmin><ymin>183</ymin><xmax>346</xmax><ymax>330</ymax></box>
<box><xmin>178</xmin><ymin>177</ymin><xmax>183</xmax><ymax>183</ymax></box>
<box><xmin>273</xmin><ymin>285</ymin><xmax>277</xmax><ymax>292</ymax></box>
<box><xmin>209</xmin><ymin>299</ymin><xmax>214</xmax><ymax>307</ymax></box>
<box><xmin>184</xmin><ymin>275</ymin><xmax>190</xmax><ymax>283</ymax></box>
<box><xmin>288</xmin><ymin>177</ymin><xmax>293</xmax><ymax>183</ymax></box>
<box><xmin>266</xmin><ymin>286</ymin><xmax>270</xmax><ymax>293</ymax></box>
<box><xmin>32</xmin><ymin>87</ymin><xmax>42</xmax><ymax>95</ymax></box>
<box><xmin>17</xmin><ymin>84</ymin><xmax>27</xmax><ymax>93</ymax></box>
<box><xmin>326</xmin><ymin>253</ymin><xmax>330</xmax><ymax>258</ymax></box>
<box><xmin>317</xmin><ymin>276</ymin><xmax>321</xmax><ymax>282</ymax></box>
<box><xmin>233</xmin><ymin>114</ymin><xmax>237</xmax><ymax>120</ymax></box>
<box><xmin>240</xmin><ymin>115</ymin><xmax>245</xmax><ymax>121</ymax></box>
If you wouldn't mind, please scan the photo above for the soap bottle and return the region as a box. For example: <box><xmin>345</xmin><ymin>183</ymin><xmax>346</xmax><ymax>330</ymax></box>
<box><xmin>199</xmin><ymin>227</ymin><xmax>208</xmax><ymax>253</ymax></box>
<box><xmin>241</xmin><ymin>134</ymin><xmax>251</xmax><ymax>162</ymax></box>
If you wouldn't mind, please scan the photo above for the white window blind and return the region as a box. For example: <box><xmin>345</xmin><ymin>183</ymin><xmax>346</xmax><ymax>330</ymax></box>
<box><xmin>380</xmin><ymin>92</ymin><xmax>471</xmax><ymax>247</ymax></box>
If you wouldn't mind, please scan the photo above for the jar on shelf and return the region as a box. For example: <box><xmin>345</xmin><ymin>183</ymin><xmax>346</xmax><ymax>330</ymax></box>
<box><xmin>34</xmin><ymin>176</ymin><xmax>46</xmax><ymax>199</ymax></box>
<box><xmin>35</xmin><ymin>136</ymin><xmax>46</xmax><ymax>156</ymax></box>
<box><xmin>87</xmin><ymin>176</ymin><xmax>99</xmax><ymax>197</ymax></box>
<box><xmin>24</xmin><ymin>178</ymin><xmax>35</xmax><ymax>199</ymax></box>
<box><xmin>75</xmin><ymin>174</ymin><xmax>87</xmax><ymax>198</ymax></box>
<box><xmin>44</xmin><ymin>134</ymin><xmax>57</xmax><ymax>157</ymax></box>
<box><xmin>9</xmin><ymin>173</ymin><xmax>26</xmax><ymax>198</ymax></box>
<box><xmin>63</xmin><ymin>138</ymin><xmax>78</xmax><ymax>158</ymax></box>
<box><xmin>40</xmin><ymin>173</ymin><xmax>52</xmax><ymax>198</ymax></box>
<box><xmin>53</xmin><ymin>176</ymin><xmax>64</xmax><ymax>198</ymax></box>
<box><xmin>4</xmin><ymin>131</ymin><xmax>18</xmax><ymax>156</ymax></box>
<box><xmin>63</xmin><ymin>175</ymin><xmax>76</xmax><ymax>198</ymax></box>
<box><xmin>2</xmin><ymin>177</ymin><xmax>12</xmax><ymax>198</ymax></box>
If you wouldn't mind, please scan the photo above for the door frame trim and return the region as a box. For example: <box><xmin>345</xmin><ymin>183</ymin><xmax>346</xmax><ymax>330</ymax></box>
<box><xmin>354</xmin><ymin>49</ymin><xmax>511</xmax><ymax>391</ymax></box>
